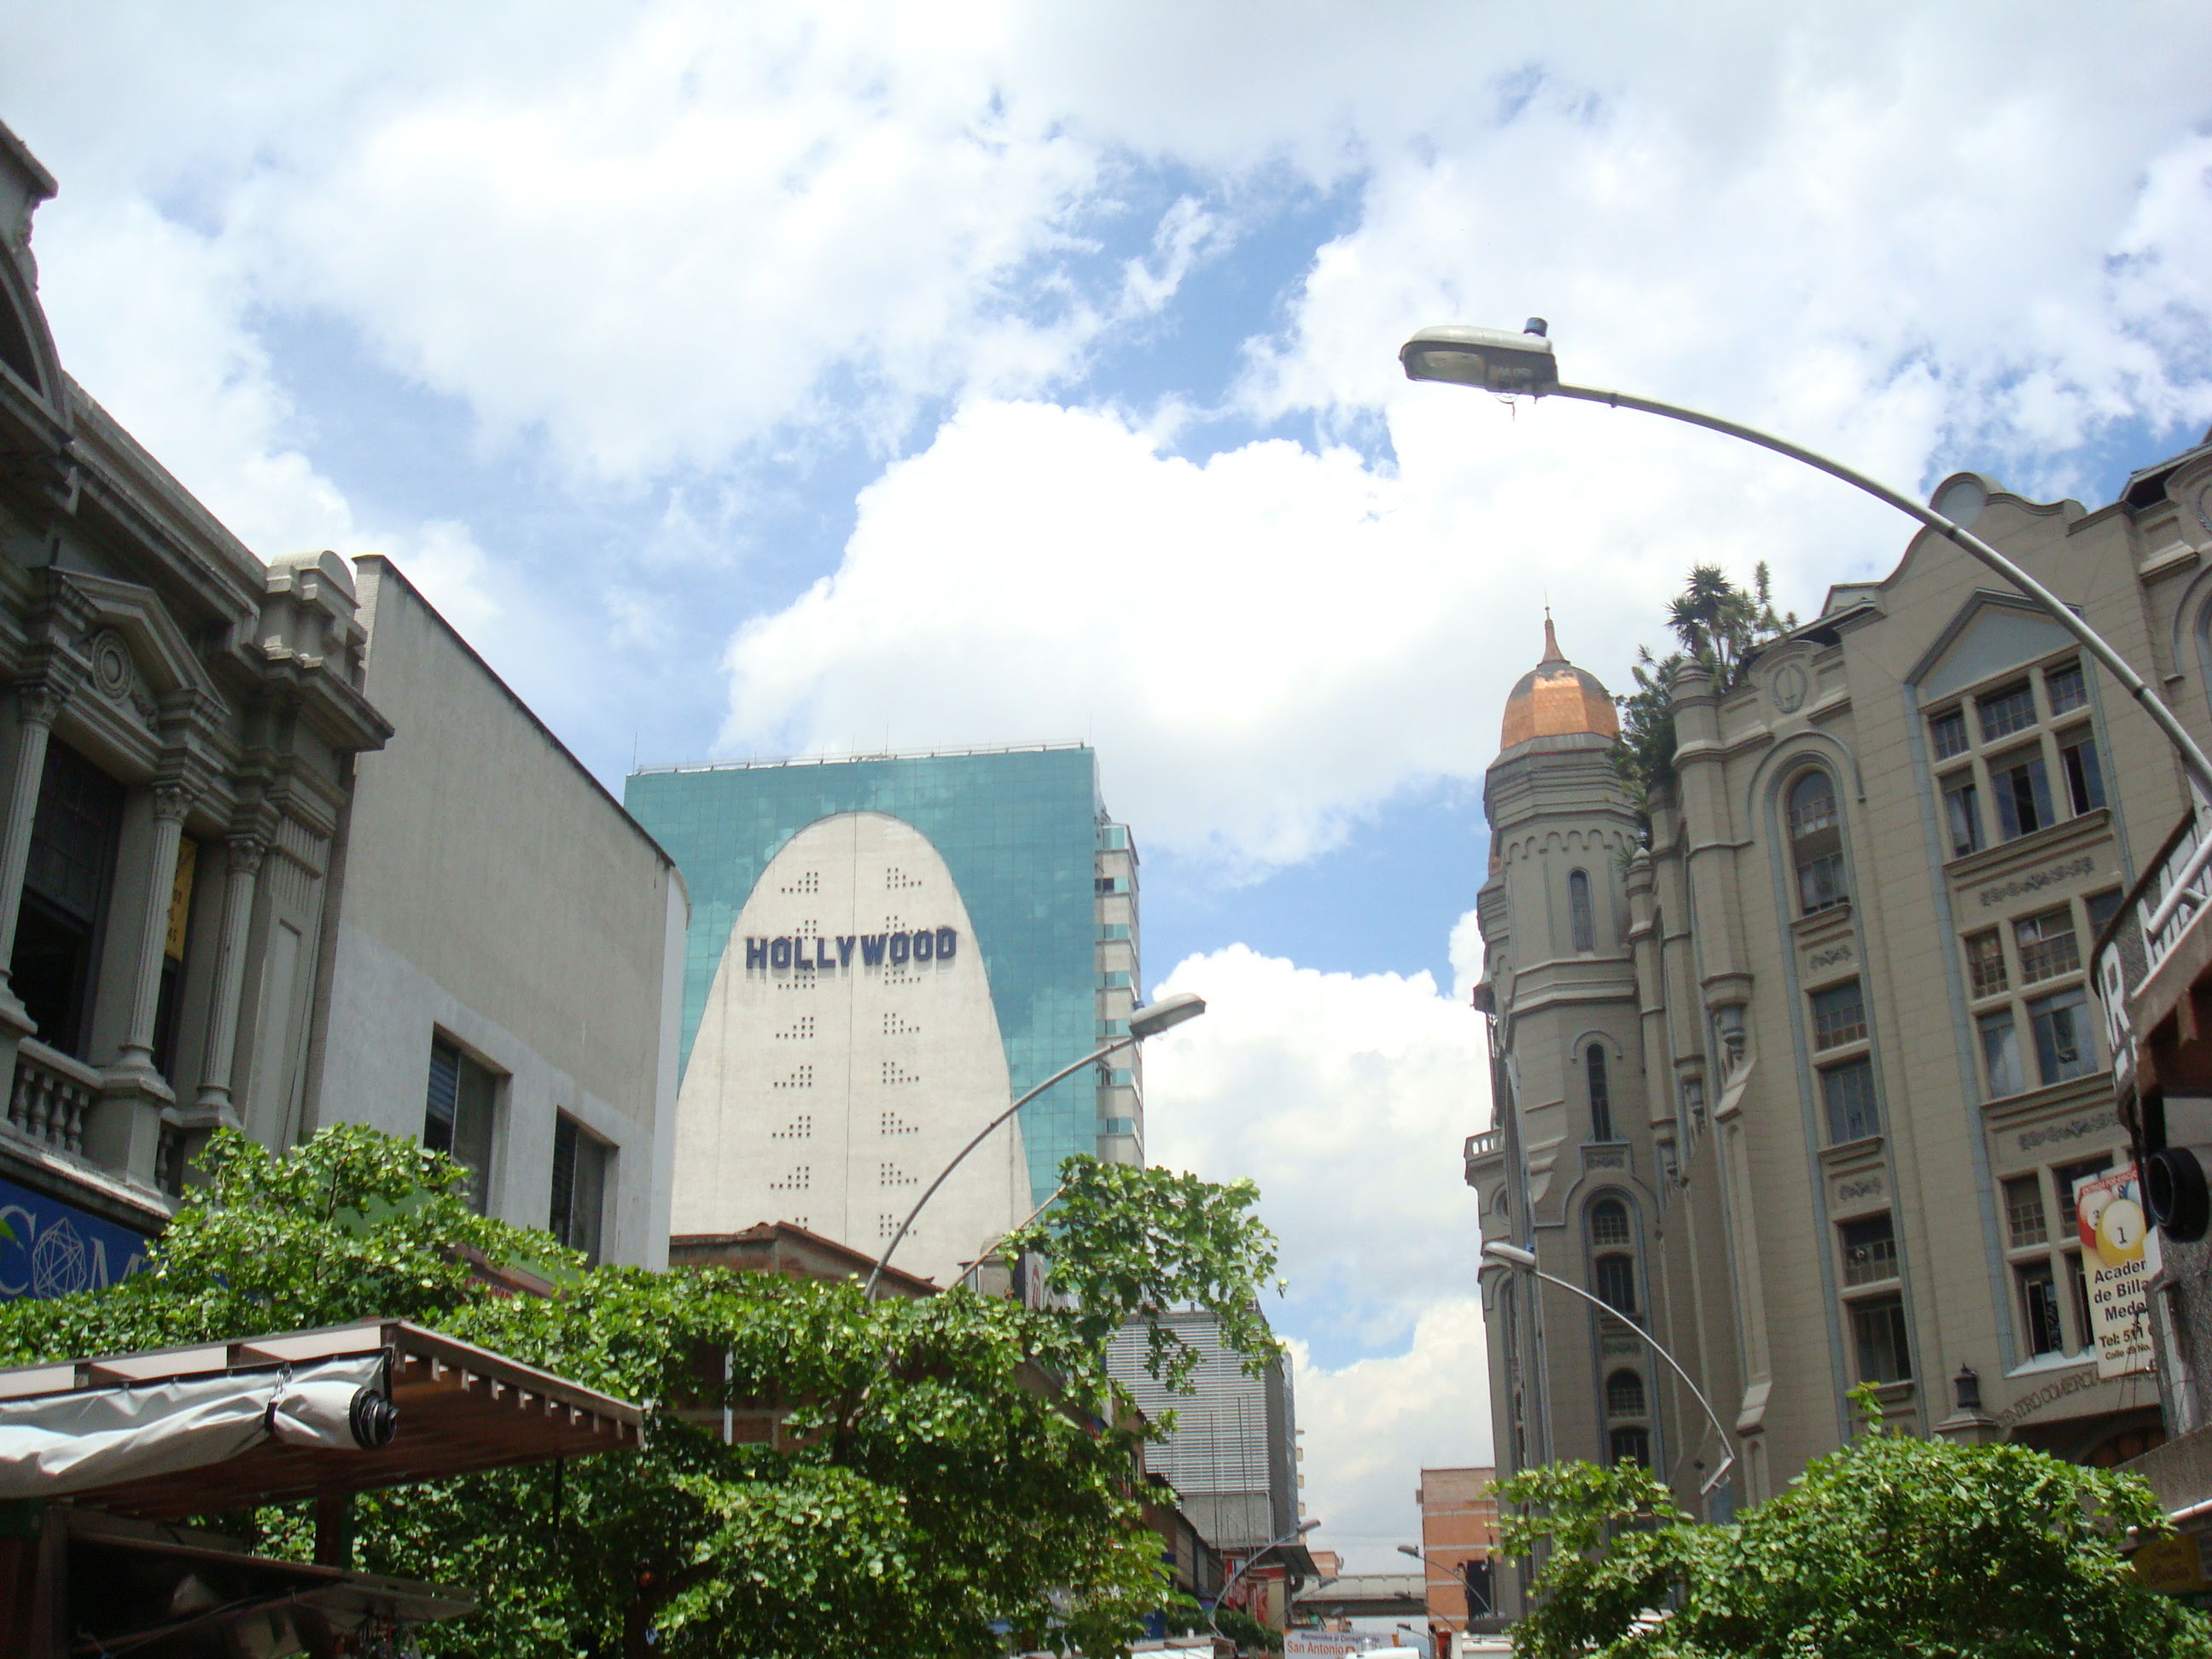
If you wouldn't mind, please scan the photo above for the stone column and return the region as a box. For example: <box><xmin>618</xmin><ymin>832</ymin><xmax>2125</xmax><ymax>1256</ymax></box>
<box><xmin>0</xmin><ymin>675</ymin><xmax>71</xmax><ymax>1036</ymax></box>
<box><xmin>190</xmin><ymin>829</ymin><xmax>267</xmax><ymax>1120</ymax></box>
<box><xmin>108</xmin><ymin>780</ymin><xmax>192</xmax><ymax>1084</ymax></box>
<box><xmin>92</xmin><ymin>779</ymin><xmax>193</xmax><ymax>1186</ymax></box>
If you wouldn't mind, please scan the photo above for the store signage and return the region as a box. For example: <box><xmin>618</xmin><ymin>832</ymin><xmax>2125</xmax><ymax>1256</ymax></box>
<box><xmin>0</xmin><ymin>1176</ymin><xmax>154</xmax><ymax>1301</ymax></box>
<box><xmin>743</xmin><ymin>928</ymin><xmax>959</xmax><ymax>973</ymax></box>
<box><xmin>1285</xmin><ymin>1636</ymin><xmax>1366</xmax><ymax>1659</ymax></box>
<box><xmin>2075</xmin><ymin>1163</ymin><xmax>2159</xmax><ymax>1378</ymax></box>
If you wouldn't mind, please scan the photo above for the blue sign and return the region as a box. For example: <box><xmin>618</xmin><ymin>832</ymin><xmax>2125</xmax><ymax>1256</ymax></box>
<box><xmin>744</xmin><ymin>928</ymin><xmax>959</xmax><ymax>973</ymax></box>
<box><xmin>0</xmin><ymin>1176</ymin><xmax>154</xmax><ymax>1301</ymax></box>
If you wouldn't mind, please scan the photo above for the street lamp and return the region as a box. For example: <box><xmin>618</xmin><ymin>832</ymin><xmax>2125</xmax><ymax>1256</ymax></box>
<box><xmin>1481</xmin><ymin>1240</ymin><xmax>1736</xmax><ymax>1494</ymax></box>
<box><xmin>864</xmin><ymin>992</ymin><xmax>1207</xmax><ymax>1298</ymax></box>
<box><xmin>1209</xmin><ymin>1516</ymin><xmax>1322</xmax><ymax>1644</ymax></box>
<box><xmin>1398</xmin><ymin>321</ymin><xmax>2212</xmax><ymax>805</ymax></box>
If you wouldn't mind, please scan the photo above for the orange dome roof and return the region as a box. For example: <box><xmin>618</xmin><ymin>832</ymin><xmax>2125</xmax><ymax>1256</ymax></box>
<box><xmin>1500</xmin><ymin>618</ymin><xmax>1618</xmax><ymax>749</ymax></box>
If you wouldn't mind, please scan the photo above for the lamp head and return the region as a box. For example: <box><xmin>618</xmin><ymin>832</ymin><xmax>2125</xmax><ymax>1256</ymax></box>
<box><xmin>1481</xmin><ymin>1240</ymin><xmax>1539</xmax><ymax>1269</ymax></box>
<box><xmin>1297</xmin><ymin>1517</ymin><xmax>1322</xmax><ymax>1534</ymax></box>
<box><xmin>1129</xmin><ymin>992</ymin><xmax>1207</xmax><ymax>1039</ymax></box>
<box><xmin>1400</xmin><ymin>323</ymin><xmax>1559</xmax><ymax>395</ymax></box>
<box><xmin>1396</xmin><ymin>1544</ymin><xmax>1423</xmax><ymax>1560</ymax></box>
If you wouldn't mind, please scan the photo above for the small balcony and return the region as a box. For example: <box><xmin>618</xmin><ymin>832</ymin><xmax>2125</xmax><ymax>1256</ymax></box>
<box><xmin>1464</xmin><ymin>1128</ymin><xmax>1503</xmax><ymax>1185</ymax></box>
<box><xmin>7</xmin><ymin>1039</ymin><xmax>95</xmax><ymax>1158</ymax></box>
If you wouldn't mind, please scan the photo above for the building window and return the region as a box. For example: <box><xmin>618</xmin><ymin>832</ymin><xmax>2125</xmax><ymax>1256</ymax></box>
<box><xmin>2017</xmin><ymin>1260</ymin><xmax>2064</xmax><ymax>1357</ymax></box>
<box><xmin>1605</xmin><ymin>1370</ymin><xmax>1647</xmax><ymax>1417</ymax></box>
<box><xmin>2086</xmin><ymin>888</ymin><xmax>2122</xmax><ymax>937</ymax></box>
<box><xmin>1589</xmin><ymin>1197</ymin><xmax>1632</xmax><ymax>1248</ymax></box>
<box><xmin>550</xmin><ymin>1112</ymin><xmax>611</xmax><ymax>1265</ymax></box>
<box><xmin>1820</xmin><ymin>1057</ymin><xmax>1880</xmax><ymax>1144</ymax></box>
<box><xmin>1787</xmin><ymin>771</ymin><xmax>1847</xmax><ymax>914</ymax></box>
<box><xmin>1586</xmin><ymin>1043</ymin><xmax>1614</xmax><ymax>1141</ymax></box>
<box><xmin>2054</xmin><ymin>1155</ymin><xmax>2115</xmax><ymax>1236</ymax></box>
<box><xmin>2058</xmin><ymin>732</ymin><xmax>2106</xmax><ymax>816</ymax></box>
<box><xmin>1991</xmin><ymin>748</ymin><xmax>2054</xmax><ymax>840</ymax></box>
<box><xmin>1608</xmin><ymin>1426</ymin><xmax>1650</xmax><ymax>1468</ymax></box>
<box><xmin>1593</xmin><ymin>1254</ymin><xmax>1638</xmax><ymax>1315</ymax></box>
<box><xmin>14</xmin><ymin>741</ymin><xmax>126</xmax><ymax>1062</ymax></box>
<box><xmin>1963</xmin><ymin>929</ymin><xmax>2008</xmax><ymax>998</ymax></box>
<box><xmin>1810</xmin><ymin>981</ymin><xmax>1867</xmax><ymax>1050</ymax></box>
<box><xmin>2003</xmin><ymin>1174</ymin><xmax>2047</xmax><ymax>1249</ymax></box>
<box><xmin>1568</xmin><ymin>870</ymin><xmax>1595</xmax><ymax>953</ymax></box>
<box><xmin>1977</xmin><ymin>679</ymin><xmax>2037</xmax><ymax>742</ymax></box>
<box><xmin>1977</xmin><ymin>1010</ymin><xmax>2023</xmax><ymax>1097</ymax></box>
<box><xmin>2027</xmin><ymin>987</ymin><xmax>2094</xmax><ymax>1084</ymax></box>
<box><xmin>1929</xmin><ymin>707</ymin><xmax>1969</xmax><ymax>760</ymax></box>
<box><xmin>1942</xmin><ymin>775</ymin><xmax>1983</xmax><ymax>858</ymax></box>
<box><xmin>425</xmin><ymin>1038</ymin><xmax>499</xmax><ymax>1214</ymax></box>
<box><xmin>2046</xmin><ymin>659</ymin><xmax>2087</xmax><ymax>716</ymax></box>
<box><xmin>2013</xmin><ymin>908</ymin><xmax>2079</xmax><ymax>985</ymax></box>
<box><xmin>1839</xmin><ymin>1213</ymin><xmax>1898</xmax><ymax>1287</ymax></box>
<box><xmin>1848</xmin><ymin>1294</ymin><xmax>1912</xmax><ymax>1383</ymax></box>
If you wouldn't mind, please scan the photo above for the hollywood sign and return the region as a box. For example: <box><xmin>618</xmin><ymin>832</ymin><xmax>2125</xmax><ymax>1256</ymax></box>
<box><xmin>744</xmin><ymin>929</ymin><xmax>960</xmax><ymax>972</ymax></box>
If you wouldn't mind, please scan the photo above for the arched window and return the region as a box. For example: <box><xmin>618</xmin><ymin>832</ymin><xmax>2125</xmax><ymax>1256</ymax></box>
<box><xmin>1609</xmin><ymin>1425</ymin><xmax>1650</xmax><ymax>1468</ymax></box>
<box><xmin>1787</xmin><ymin>770</ymin><xmax>1846</xmax><ymax>914</ymax></box>
<box><xmin>1568</xmin><ymin>869</ymin><xmax>1594</xmax><ymax>952</ymax></box>
<box><xmin>1586</xmin><ymin>1043</ymin><xmax>1614</xmax><ymax>1141</ymax></box>
<box><xmin>1593</xmin><ymin>1253</ymin><xmax>1638</xmax><ymax>1315</ymax></box>
<box><xmin>1605</xmin><ymin>1369</ymin><xmax>1647</xmax><ymax>1418</ymax></box>
<box><xmin>1589</xmin><ymin>1198</ymin><xmax>1631</xmax><ymax>1248</ymax></box>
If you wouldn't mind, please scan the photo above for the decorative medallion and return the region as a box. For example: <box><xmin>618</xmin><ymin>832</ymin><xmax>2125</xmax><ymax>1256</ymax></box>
<box><xmin>1771</xmin><ymin>661</ymin><xmax>1808</xmax><ymax>714</ymax></box>
<box><xmin>90</xmin><ymin>630</ymin><xmax>131</xmax><ymax>699</ymax></box>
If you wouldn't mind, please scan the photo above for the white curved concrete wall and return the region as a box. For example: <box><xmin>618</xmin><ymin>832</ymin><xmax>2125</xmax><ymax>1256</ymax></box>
<box><xmin>671</xmin><ymin>811</ymin><xmax>1023</xmax><ymax>1286</ymax></box>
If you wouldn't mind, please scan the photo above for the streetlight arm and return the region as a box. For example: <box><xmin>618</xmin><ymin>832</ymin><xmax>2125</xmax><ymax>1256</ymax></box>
<box><xmin>1489</xmin><ymin>1248</ymin><xmax>1736</xmax><ymax>1495</ymax></box>
<box><xmin>1548</xmin><ymin>381</ymin><xmax>2212</xmax><ymax>802</ymax></box>
<box><xmin>1209</xmin><ymin>1519</ymin><xmax>1321</xmax><ymax>1639</ymax></box>
<box><xmin>863</xmin><ymin>1035</ymin><xmax>1133</xmax><ymax>1299</ymax></box>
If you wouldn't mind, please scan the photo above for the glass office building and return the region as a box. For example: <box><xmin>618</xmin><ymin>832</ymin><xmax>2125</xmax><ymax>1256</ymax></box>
<box><xmin>626</xmin><ymin>744</ymin><xmax>1142</xmax><ymax>1277</ymax></box>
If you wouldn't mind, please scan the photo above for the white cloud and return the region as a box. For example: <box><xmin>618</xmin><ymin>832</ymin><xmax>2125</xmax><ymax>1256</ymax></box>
<box><xmin>1134</xmin><ymin>944</ymin><xmax>1490</xmax><ymax>1571</ymax></box>
<box><xmin>1142</xmin><ymin>946</ymin><xmax>1487</xmax><ymax>1355</ymax></box>
<box><xmin>1289</xmin><ymin>1304</ymin><xmax>1492</xmax><ymax>1574</ymax></box>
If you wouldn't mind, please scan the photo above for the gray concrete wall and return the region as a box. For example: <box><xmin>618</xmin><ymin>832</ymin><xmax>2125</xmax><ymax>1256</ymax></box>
<box><xmin>311</xmin><ymin>557</ymin><xmax>684</xmax><ymax>1266</ymax></box>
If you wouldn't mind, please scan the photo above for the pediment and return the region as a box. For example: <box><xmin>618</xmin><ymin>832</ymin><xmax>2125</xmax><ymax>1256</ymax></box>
<box><xmin>1909</xmin><ymin>591</ymin><xmax>2076</xmax><ymax>701</ymax></box>
<box><xmin>61</xmin><ymin>571</ymin><xmax>218</xmax><ymax>706</ymax></box>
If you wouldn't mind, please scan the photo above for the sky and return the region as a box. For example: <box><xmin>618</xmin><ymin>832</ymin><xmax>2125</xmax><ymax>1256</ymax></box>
<box><xmin>6</xmin><ymin>1</ymin><xmax>2212</xmax><ymax>1571</ymax></box>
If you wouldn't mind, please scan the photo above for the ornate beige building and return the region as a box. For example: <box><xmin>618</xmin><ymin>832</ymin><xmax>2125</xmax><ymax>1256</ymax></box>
<box><xmin>1467</xmin><ymin>437</ymin><xmax>2212</xmax><ymax>1612</ymax></box>
<box><xmin>0</xmin><ymin>117</ymin><xmax>683</xmax><ymax>1289</ymax></box>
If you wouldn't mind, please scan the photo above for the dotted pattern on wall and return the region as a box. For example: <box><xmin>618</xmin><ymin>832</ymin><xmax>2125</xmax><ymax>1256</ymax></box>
<box><xmin>882</xmin><ymin>1011</ymin><xmax>920</xmax><ymax>1038</ymax></box>
<box><xmin>794</xmin><ymin>917</ymin><xmax>819</xmax><ymax>936</ymax></box>
<box><xmin>878</xmin><ymin>1213</ymin><xmax>900</xmax><ymax>1237</ymax></box>
<box><xmin>772</xmin><ymin>1065</ymin><xmax>815</xmax><ymax>1090</ymax></box>
<box><xmin>777</xmin><ymin>1016</ymin><xmax>818</xmax><ymax>1041</ymax></box>
<box><xmin>775</xmin><ymin>976</ymin><xmax>817</xmax><ymax>993</ymax></box>
<box><xmin>771</xmin><ymin>1115</ymin><xmax>813</xmax><ymax>1140</ymax></box>
<box><xmin>880</xmin><ymin>1111</ymin><xmax>919</xmax><ymax>1136</ymax></box>
<box><xmin>880</xmin><ymin>1061</ymin><xmax>920</xmax><ymax>1087</ymax></box>
<box><xmin>769</xmin><ymin>1166</ymin><xmax>812</xmax><ymax>1191</ymax></box>
<box><xmin>881</xmin><ymin>1162</ymin><xmax>917</xmax><ymax>1186</ymax></box>
<box><xmin>780</xmin><ymin>871</ymin><xmax>822</xmax><ymax>894</ymax></box>
<box><xmin>885</xmin><ymin>866</ymin><xmax>924</xmax><ymax>891</ymax></box>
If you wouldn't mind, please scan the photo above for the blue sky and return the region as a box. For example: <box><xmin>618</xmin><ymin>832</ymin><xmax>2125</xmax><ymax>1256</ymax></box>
<box><xmin>5</xmin><ymin>0</ymin><xmax>2210</xmax><ymax>1562</ymax></box>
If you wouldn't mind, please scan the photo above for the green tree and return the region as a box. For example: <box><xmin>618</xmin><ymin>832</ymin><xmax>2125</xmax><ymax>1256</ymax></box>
<box><xmin>1497</xmin><ymin>1399</ymin><xmax>2211</xmax><ymax>1659</ymax></box>
<box><xmin>0</xmin><ymin>1126</ymin><xmax>1283</xmax><ymax>1659</ymax></box>
<box><xmin>1612</xmin><ymin>562</ymin><xmax>1795</xmax><ymax>830</ymax></box>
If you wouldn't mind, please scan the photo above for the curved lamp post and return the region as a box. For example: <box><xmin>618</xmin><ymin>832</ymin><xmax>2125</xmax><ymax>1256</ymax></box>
<box><xmin>1208</xmin><ymin>1516</ymin><xmax>1322</xmax><ymax>1644</ymax></box>
<box><xmin>1398</xmin><ymin>322</ymin><xmax>2212</xmax><ymax>824</ymax></box>
<box><xmin>864</xmin><ymin>991</ymin><xmax>1207</xmax><ymax>1298</ymax></box>
<box><xmin>1481</xmin><ymin>1240</ymin><xmax>1736</xmax><ymax>1495</ymax></box>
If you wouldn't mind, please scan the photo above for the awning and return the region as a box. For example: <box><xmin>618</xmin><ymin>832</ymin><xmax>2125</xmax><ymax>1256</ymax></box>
<box><xmin>0</xmin><ymin>1318</ymin><xmax>641</xmax><ymax>1520</ymax></box>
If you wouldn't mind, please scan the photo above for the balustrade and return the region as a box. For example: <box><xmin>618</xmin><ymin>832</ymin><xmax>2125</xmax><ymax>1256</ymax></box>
<box><xmin>8</xmin><ymin>1039</ymin><xmax>95</xmax><ymax>1155</ymax></box>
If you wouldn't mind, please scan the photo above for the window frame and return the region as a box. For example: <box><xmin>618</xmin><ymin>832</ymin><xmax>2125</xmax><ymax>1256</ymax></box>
<box><xmin>1568</xmin><ymin>869</ymin><xmax>1595</xmax><ymax>954</ymax></box>
<box><xmin>425</xmin><ymin>1035</ymin><xmax>503</xmax><ymax>1215</ymax></box>
<box><xmin>1998</xmin><ymin>1152</ymin><xmax>2119</xmax><ymax>1359</ymax></box>
<box><xmin>1810</xmin><ymin>980</ymin><xmax>1868</xmax><ymax>1051</ymax></box>
<box><xmin>1819</xmin><ymin>1056</ymin><xmax>1881</xmax><ymax>1145</ymax></box>
<box><xmin>1586</xmin><ymin>1041</ymin><xmax>1615</xmax><ymax>1142</ymax></box>
<box><xmin>1785</xmin><ymin>769</ymin><xmax>1848</xmax><ymax>916</ymax></box>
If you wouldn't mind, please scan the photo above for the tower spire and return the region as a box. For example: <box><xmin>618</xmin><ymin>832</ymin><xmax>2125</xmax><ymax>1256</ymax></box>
<box><xmin>1541</xmin><ymin>608</ymin><xmax>1564</xmax><ymax>664</ymax></box>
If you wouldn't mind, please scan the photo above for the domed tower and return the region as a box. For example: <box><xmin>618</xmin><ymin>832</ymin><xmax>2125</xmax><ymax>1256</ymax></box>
<box><xmin>1470</xmin><ymin>618</ymin><xmax>1662</xmax><ymax>1569</ymax></box>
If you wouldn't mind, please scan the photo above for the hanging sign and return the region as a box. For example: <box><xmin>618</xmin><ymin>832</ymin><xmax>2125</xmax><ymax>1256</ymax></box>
<box><xmin>2075</xmin><ymin>1163</ymin><xmax>2159</xmax><ymax>1378</ymax></box>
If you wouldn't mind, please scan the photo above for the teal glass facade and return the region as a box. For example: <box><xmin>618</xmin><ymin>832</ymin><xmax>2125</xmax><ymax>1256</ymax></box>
<box><xmin>624</xmin><ymin>746</ymin><xmax>1103</xmax><ymax>1207</ymax></box>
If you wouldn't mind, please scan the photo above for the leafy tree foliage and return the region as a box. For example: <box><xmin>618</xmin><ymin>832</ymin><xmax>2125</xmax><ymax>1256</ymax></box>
<box><xmin>0</xmin><ymin>1127</ymin><xmax>1282</xmax><ymax>1658</ymax></box>
<box><xmin>1498</xmin><ymin>1399</ymin><xmax>2212</xmax><ymax>1659</ymax></box>
<box><xmin>1613</xmin><ymin>562</ymin><xmax>1795</xmax><ymax>830</ymax></box>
